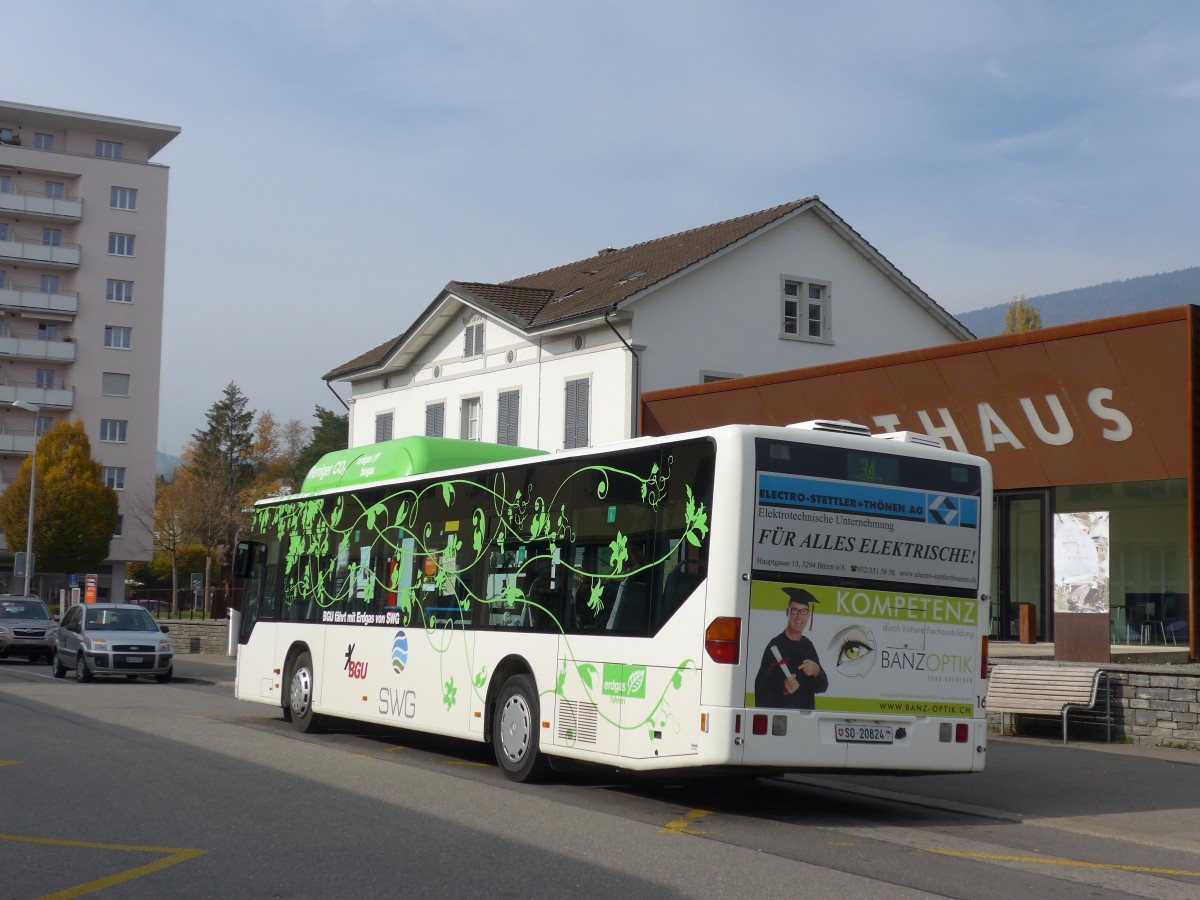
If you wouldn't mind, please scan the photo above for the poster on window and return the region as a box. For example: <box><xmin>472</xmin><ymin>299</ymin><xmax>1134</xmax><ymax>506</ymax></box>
<box><xmin>1053</xmin><ymin>511</ymin><xmax>1109</xmax><ymax>613</ymax></box>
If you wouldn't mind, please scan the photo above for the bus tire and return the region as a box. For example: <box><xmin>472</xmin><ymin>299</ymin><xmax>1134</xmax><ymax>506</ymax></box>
<box><xmin>288</xmin><ymin>651</ymin><xmax>323</xmax><ymax>733</ymax></box>
<box><xmin>493</xmin><ymin>674</ymin><xmax>550</xmax><ymax>783</ymax></box>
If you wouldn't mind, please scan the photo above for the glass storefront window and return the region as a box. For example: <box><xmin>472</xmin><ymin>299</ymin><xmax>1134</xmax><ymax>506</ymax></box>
<box><xmin>1055</xmin><ymin>479</ymin><xmax>1187</xmax><ymax>645</ymax></box>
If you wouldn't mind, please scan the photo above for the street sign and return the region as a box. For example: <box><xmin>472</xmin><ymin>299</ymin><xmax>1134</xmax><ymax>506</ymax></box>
<box><xmin>190</xmin><ymin>573</ymin><xmax>203</xmax><ymax>593</ymax></box>
<box><xmin>13</xmin><ymin>551</ymin><xmax>33</xmax><ymax>578</ymax></box>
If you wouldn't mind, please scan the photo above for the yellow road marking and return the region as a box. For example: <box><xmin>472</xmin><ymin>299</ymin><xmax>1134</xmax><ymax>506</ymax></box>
<box><xmin>444</xmin><ymin>760</ymin><xmax>490</xmax><ymax>767</ymax></box>
<box><xmin>661</xmin><ymin>808</ymin><xmax>711</xmax><ymax>835</ymax></box>
<box><xmin>0</xmin><ymin>760</ymin><xmax>21</xmax><ymax>768</ymax></box>
<box><xmin>928</xmin><ymin>849</ymin><xmax>1200</xmax><ymax>879</ymax></box>
<box><xmin>0</xmin><ymin>833</ymin><xmax>206</xmax><ymax>900</ymax></box>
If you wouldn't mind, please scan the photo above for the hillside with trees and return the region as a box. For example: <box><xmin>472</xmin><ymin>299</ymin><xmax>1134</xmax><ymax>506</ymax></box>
<box><xmin>956</xmin><ymin>266</ymin><xmax>1200</xmax><ymax>337</ymax></box>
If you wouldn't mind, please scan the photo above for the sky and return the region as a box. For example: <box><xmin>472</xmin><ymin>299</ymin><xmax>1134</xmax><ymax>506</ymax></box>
<box><xmin>6</xmin><ymin>1</ymin><xmax>1200</xmax><ymax>456</ymax></box>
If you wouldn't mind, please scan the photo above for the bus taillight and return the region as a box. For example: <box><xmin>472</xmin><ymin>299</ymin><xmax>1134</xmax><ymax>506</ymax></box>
<box><xmin>981</xmin><ymin>636</ymin><xmax>989</xmax><ymax>679</ymax></box>
<box><xmin>705</xmin><ymin>617</ymin><xmax>741</xmax><ymax>664</ymax></box>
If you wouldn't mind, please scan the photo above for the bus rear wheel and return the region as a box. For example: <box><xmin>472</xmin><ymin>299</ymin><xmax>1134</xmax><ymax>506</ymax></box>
<box><xmin>289</xmin><ymin>651</ymin><xmax>323</xmax><ymax>733</ymax></box>
<box><xmin>493</xmin><ymin>674</ymin><xmax>550</xmax><ymax>783</ymax></box>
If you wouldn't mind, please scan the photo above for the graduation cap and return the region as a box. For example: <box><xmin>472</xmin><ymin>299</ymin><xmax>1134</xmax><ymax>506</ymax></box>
<box><xmin>783</xmin><ymin>587</ymin><xmax>819</xmax><ymax>630</ymax></box>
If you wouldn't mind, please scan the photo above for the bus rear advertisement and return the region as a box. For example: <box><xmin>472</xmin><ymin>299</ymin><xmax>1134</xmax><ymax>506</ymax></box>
<box><xmin>232</xmin><ymin>421</ymin><xmax>991</xmax><ymax>781</ymax></box>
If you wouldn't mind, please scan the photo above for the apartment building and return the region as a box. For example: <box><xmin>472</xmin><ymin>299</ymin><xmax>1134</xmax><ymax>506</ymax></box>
<box><xmin>0</xmin><ymin>101</ymin><xmax>179</xmax><ymax>602</ymax></box>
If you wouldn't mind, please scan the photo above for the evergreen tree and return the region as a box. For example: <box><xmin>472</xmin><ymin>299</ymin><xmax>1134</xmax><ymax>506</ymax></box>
<box><xmin>190</xmin><ymin>382</ymin><xmax>256</xmax><ymax>494</ymax></box>
<box><xmin>182</xmin><ymin>383</ymin><xmax>258</xmax><ymax>612</ymax></box>
<box><xmin>293</xmin><ymin>406</ymin><xmax>349</xmax><ymax>486</ymax></box>
<box><xmin>1003</xmin><ymin>295</ymin><xmax>1042</xmax><ymax>333</ymax></box>
<box><xmin>0</xmin><ymin>422</ymin><xmax>118</xmax><ymax>576</ymax></box>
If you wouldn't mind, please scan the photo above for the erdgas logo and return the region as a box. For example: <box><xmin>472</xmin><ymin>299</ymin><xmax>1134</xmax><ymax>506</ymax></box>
<box><xmin>601</xmin><ymin>664</ymin><xmax>647</xmax><ymax>699</ymax></box>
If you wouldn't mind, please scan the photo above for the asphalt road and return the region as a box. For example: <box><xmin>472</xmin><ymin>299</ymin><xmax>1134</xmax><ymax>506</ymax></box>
<box><xmin>3</xmin><ymin>654</ymin><xmax>1200</xmax><ymax>899</ymax></box>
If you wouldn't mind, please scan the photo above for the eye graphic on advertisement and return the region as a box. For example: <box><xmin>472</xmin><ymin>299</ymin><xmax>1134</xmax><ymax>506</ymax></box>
<box><xmin>829</xmin><ymin>625</ymin><xmax>877</xmax><ymax>677</ymax></box>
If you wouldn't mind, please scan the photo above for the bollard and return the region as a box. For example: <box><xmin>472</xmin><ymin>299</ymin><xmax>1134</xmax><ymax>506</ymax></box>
<box><xmin>1018</xmin><ymin>604</ymin><xmax>1037</xmax><ymax>644</ymax></box>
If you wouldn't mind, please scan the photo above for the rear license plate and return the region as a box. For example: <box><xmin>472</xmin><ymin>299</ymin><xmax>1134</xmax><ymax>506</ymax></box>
<box><xmin>126</xmin><ymin>656</ymin><xmax>143</xmax><ymax>664</ymax></box>
<box><xmin>835</xmin><ymin>723</ymin><xmax>893</xmax><ymax>744</ymax></box>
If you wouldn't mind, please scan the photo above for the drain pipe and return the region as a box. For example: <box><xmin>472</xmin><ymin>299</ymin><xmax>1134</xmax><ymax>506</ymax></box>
<box><xmin>324</xmin><ymin>379</ymin><xmax>350</xmax><ymax>411</ymax></box>
<box><xmin>604</xmin><ymin>311</ymin><xmax>640</xmax><ymax>438</ymax></box>
<box><xmin>324</xmin><ymin>378</ymin><xmax>352</xmax><ymax>445</ymax></box>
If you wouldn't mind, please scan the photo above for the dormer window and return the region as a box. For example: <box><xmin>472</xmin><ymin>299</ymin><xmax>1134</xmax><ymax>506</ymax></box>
<box><xmin>464</xmin><ymin>321</ymin><xmax>485</xmax><ymax>358</ymax></box>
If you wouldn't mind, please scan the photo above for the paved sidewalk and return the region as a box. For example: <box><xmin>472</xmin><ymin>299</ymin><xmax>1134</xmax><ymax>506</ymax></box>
<box><xmin>173</xmin><ymin>652</ymin><xmax>238</xmax><ymax>686</ymax></box>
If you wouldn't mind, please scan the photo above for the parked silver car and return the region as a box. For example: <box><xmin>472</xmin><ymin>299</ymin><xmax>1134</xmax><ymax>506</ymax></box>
<box><xmin>53</xmin><ymin>603</ymin><xmax>173</xmax><ymax>683</ymax></box>
<box><xmin>0</xmin><ymin>595</ymin><xmax>56</xmax><ymax>663</ymax></box>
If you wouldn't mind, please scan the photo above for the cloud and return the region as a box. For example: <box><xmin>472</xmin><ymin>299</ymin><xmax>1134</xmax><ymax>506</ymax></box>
<box><xmin>5</xmin><ymin>1</ymin><xmax>1200</xmax><ymax>452</ymax></box>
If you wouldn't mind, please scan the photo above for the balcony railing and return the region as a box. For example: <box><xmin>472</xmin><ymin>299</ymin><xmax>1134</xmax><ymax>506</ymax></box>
<box><xmin>0</xmin><ymin>331</ymin><xmax>76</xmax><ymax>363</ymax></box>
<box><xmin>0</xmin><ymin>283</ymin><xmax>79</xmax><ymax>317</ymax></box>
<box><xmin>0</xmin><ymin>184</ymin><xmax>83</xmax><ymax>221</ymax></box>
<box><xmin>0</xmin><ymin>234</ymin><xmax>81</xmax><ymax>269</ymax></box>
<box><xmin>0</xmin><ymin>382</ymin><xmax>74</xmax><ymax>410</ymax></box>
<box><xmin>0</xmin><ymin>431</ymin><xmax>37</xmax><ymax>455</ymax></box>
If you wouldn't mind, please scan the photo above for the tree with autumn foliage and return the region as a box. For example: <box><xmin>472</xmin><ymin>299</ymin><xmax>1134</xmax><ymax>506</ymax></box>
<box><xmin>126</xmin><ymin>475</ymin><xmax>210</xmax><ymax>614</ymax></box>
<box><xmin>0</xmin><ymin>421</ymin><xmax>119</xmax><ymax>578</ymax></box>
<box><xmin>1003</xmin><ymin>295</ymin><xmax>1042</xmax><ymax>333</ymax></box>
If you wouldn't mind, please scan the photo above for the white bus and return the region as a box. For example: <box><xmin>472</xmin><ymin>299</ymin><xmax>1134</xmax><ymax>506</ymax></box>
<box><xmin>232</xmin><ymin>420</ymin><xmax>992</xmax><ymax>781</ymax></box>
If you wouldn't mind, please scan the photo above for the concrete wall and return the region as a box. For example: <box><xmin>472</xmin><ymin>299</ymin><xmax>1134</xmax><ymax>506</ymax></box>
<box><xmin>163</xmin><ymin>619</ymin><xmax>229</xmax><ymax>655</ymax></box>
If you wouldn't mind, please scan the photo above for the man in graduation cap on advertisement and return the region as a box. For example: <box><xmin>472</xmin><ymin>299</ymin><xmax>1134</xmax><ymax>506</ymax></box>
<box><xmin>754</xmin><ymin>587</ymin><xmax>829</xmax><ymax>710</ymax></box>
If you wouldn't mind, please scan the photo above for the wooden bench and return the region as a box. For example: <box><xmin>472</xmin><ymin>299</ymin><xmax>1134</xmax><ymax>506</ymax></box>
<box><xmin>987</xmin><ymin>664</ymin><xmax>1111</xmax><ymax>743</ymax></box>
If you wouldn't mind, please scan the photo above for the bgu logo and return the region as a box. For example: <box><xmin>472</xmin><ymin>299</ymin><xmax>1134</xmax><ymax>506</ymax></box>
<box><xmin>344</xmin><ymin>643</ymin><xmax>368</xmax><ymax>680</ymax></box>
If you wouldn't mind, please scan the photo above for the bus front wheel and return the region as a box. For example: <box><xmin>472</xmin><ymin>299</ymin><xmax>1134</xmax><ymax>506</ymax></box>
<box><xmin>289</xmin><ymin>651</ymin><xmax>323</xmax><ymax>733</ymax></box>
<box><xmin>493</xmin><ymin>674</ymin><xmax>550</xmax><ymax>783</ymax></box>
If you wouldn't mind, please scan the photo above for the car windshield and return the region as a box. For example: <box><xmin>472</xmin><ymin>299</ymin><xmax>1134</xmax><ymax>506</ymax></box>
<box><xmin>0</xmin><ymin>600</ymin><xmax>51</xmax><ymax>621</ymax></box>
<box><xmin>85</xmin><ymin>609</ymin><xmax>157</xmax><ymax>632</ymax></box>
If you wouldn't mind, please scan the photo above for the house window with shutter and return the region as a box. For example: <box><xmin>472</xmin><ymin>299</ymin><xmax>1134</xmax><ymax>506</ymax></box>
<box><xmin>375</xmin><ymin>411</ymin><xmax>394</xmax><ymax>443</ymax></box>
<box><xmin>463</xmin><ymin>321</ymin><xmax>485</xmax><ymax>358</ymax></box>
<box><xmin>564</xmin><ymin>378</ymin><xmax>590</xmax><ymax>449</ymax></box>
<box><xmin>425</xmin><ymin>402</ymin><xmax>445</xmax><ymax>437</ymax></box>
<box><xmin>497</xmin><ymin>389</ymin><xmax>520</xmax><ymax>446</ymax></box>
<box><xmin>781</xmin><ymin>277</ymin><xmax>832</xmax><ymax>343</ymax></box>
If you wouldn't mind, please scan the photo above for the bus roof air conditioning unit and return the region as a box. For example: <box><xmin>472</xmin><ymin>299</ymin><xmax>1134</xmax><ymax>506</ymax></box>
<box><xmin>787</xmin><ymin>419</ymin><xmax>872</xmax><ymax>436</ymax></box>
<box><xmin>874</xmin><ymin>431</ymin><xmax>945</xmax><ymax>449</ymax></box>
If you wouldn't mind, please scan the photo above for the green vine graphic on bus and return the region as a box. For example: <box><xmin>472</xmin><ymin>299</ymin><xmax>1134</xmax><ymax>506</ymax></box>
<box><xmin>250</xmin><ymin>454</ymin><xmax>709</xmax><ymax>733</ymax></box>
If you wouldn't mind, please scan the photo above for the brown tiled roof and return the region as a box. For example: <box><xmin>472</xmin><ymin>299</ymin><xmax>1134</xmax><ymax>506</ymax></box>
<box><xmin>325</xmin><ymin>333</ymin><xmax>405</xmax><ymax>382</ymax></box>
<box><xmin>447</xmin><ymin>282</ymin><xmax>554</xmax><ymax>325</ymax></box>
<box><xmin>499</xmin><ymin>197</ymin><xmax>818</xmax><ymax>326</ymax></box>
<box><xmin>324</xmin><ymin>196</ymin><xmax>960</xmax><ymax>381</ymax></box>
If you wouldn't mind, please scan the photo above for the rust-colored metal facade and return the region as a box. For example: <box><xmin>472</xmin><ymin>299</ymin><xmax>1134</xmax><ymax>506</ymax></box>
<box><xmin>641</xmin><ymin>307</ymin><xmax>1198</xmax><ymax>660</ymax></box>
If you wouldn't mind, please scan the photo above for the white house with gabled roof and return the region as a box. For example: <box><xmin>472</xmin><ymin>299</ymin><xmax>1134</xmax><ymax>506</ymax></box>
<box><xmin>325</xmin><ymin>197</ymin><xmax>973</xmax><ymax>452</ymax></box>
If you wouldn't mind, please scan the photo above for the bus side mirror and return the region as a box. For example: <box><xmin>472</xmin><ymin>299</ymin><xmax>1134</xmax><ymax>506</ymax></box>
<box><xmin>233</xmin><ymin>541</ymin><xmax>264</xmax><ymax>578</ymax></box>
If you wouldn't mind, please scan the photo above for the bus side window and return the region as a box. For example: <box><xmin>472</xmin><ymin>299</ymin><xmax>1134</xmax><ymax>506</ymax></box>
<box><xmin>657</xmin><ymin>556</ymin><xmax>705</xmax><ymax>625</ymax></box>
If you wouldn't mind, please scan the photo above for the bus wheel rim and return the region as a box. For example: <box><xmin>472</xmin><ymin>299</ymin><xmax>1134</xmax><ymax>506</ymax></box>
<box><xmin>499</xmin><ymin>694</ymin><xmax>531</xmax><ymax>762</ymax></box>
<box><xmin>291</xmin><ymin>666</ymin><xmax>312</xmax><ymax>717</ymax></box>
